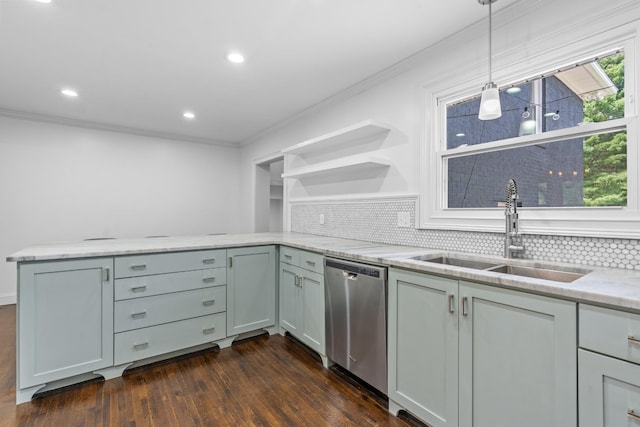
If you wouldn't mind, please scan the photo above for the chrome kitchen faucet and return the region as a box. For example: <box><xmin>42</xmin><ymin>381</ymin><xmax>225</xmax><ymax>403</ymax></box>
<box><xmin>505</xmin><ymin>179</ymin><xmax>525</xmax><ymax>258</ymax></box>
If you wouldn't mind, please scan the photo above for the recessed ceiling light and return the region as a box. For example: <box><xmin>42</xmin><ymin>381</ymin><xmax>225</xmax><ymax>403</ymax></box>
<box><xmin>456</xmin><ymin>133</ymin><xmax>466</xmax><ymax>137</ymax></box>
<box><xmin>34</xmin><ymin>0</ymin><xmax>52</xmax><ymax>3</ymax></box>
<box><xmin>183</xmin><ymin>111</ymin><xmax>195</xmax><ymax>120</ymax></box>
<box><xmin>227</xmin><ymin>53</ymin><xmax>245</xmax><ymax>64</ymax></box>
<box><xmin>61</xmin><ymin>88</ymin><xmax>78</xmax><ymax>98</ymax></box>
<box><xmin>506</xmin><ymin>87</ymin><xmax>522</xmax><ymax>95</ymax></box>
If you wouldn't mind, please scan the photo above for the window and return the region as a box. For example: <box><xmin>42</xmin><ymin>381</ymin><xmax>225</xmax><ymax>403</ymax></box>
<box><xmin>421</xmin><ymin>32</ymin><xmax>638</xmax><ymax>238</ymax></box>
<box><xmin>446</xmin><ymin>52</ymin><xmax>626</xmax><ymax>209</ymax></box>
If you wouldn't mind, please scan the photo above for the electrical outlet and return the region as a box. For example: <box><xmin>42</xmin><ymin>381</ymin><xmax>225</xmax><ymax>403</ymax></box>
<box><xmin>319</xmin><ymin>214</ymin><xmax>325</xmax><ymax>225</ymax></box>
<box><xmin>397</xmin><ymin>212</ymin><xmax>411</xmax><ymax>228</ymax></box>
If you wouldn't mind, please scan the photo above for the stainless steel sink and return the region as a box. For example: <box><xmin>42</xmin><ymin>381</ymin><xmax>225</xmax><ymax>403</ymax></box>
<box><xmin>487</xmin><ymin>264</ymin><xmax>588</xmax><ymax>283</ymax></box>
<box><xmin>407</xmin><ymin>253</ymin><xmax>591</xmax><ymax>283</ymax></box>
<box><xmin>409</xmin><ymin>255</ymin><xmax>499</xmax><ymax>270</ymax></box>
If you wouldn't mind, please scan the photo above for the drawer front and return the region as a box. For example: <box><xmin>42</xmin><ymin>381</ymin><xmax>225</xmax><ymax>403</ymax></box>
<box><xmin>115</xmin><ymin>249</ymin><xmax>226</xmax><ymax>278</ymax></box>
<box><xmin>114</xmin><ymin>268</ymin><xmax>226</xmax><ymax>301</ymax></box>
<box><xmin>114</xmin><ymin>287</ymin><xmax>226</xmax><ymax>333</ymax></box>
<box><xmin>579</xmin><ymin>349</ymin><xmax>640</xmax><ymax>427</ymax></box>
<box><xmin>280</xmin><ymin>246</ymin><xmax>299</xmax><ymax>266</ymax></box>
<box><xmin>114</xmin><ymin>313</ymin><xmax>226</xmax><ymax>365</ymax></box>
<box><xmin>299</xmin><ymin>250</ymin><xmax>323</xmax><ymax>274</ymax></box>
<box><xmin>580</xmin><ymin>304</ymin><xmax>640</xmax><ymax>364</ymax></box>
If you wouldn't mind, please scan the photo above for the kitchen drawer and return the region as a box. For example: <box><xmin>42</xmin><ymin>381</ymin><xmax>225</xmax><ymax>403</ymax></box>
<box><xmin>114</xmin><ymin>249</ymin><xmax>226</xmax><ymax>278</ymax></box>
<box><xmin>579</xmin><ymin>349</ymin><xmax>640</xmax><ymax>427</ymax></box>
<box><xmin>114</xmin><ymin>312</ymin><xmax>226</xmax><ymax>365</ymax></box>
<box><xmin>580</xmin><ymin>304</ymin><xmax>640</xmax><ymax>364</ymax></box>
<box><xmin>299</xmin><ymin>250</ymin><xmax>323</xmax><ymax>274</ymax></box>
<box><xmin>114</xmin><ymin>286</ymin><xmax>226</xmax><ymax>333</ymax></box>
<box><xmin>280</xmin><ymin>246</ymin><xmax>299</xmax><ymax>266</ymax></box>
<box><xmin>114</xmin><ymin>268</ymin><xmax>226</xmax><ymax>301</ymax></box>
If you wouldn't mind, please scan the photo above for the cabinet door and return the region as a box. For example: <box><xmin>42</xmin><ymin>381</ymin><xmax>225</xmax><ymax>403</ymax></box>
<box><xmin>279</xmin><ymin>263</ymin><xmax>300</xmax><ymax>334</ymax></box>
<box><xmin>388</xmin><ymin>269</ymin><xmax>458</xmax><ymax>427</ymax></box>
<box><xmin>459</xmin><ymin>281</ymin><xmax>577</xmax><ymax>427</ymax></box>
<box><xmin>579</xmin><ymin>349</ymin><xmax>640</xmax><ymax>427</ymax></box>
<box><xmin>227</xmin><ymin>246</ymin><xmax>276</xmax><ymax>336</ymax></box>
<box><xmin>18</xmin><ymin>258</ymin><xmax>114</xmax><ymax>388</ymax></box>
<box><xmin>300</xmin><ymin>269</ymin><xmax>324</xmax><ymax>354</ymax></box>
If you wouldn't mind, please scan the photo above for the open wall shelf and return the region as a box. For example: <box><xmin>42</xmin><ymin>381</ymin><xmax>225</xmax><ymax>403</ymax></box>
<box><xmin>282</xmin><ymin>120</ymin><xmax>391</xmax><ymax>157</ymax></box>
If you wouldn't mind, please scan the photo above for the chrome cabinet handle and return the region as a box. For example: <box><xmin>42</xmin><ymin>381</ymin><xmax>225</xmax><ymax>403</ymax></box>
<box><xmin>228</xmin><ymin>257</ymin><xmax>233</xmax><ymax>268</ymax></box>
<box><xmin>461</xmin><ymin>297</ymin><xmax>469</xmax><ymax>317</ymax></box>
<box><xmin>103</xmin><ymin>268</ymin><xmax>110</xmax><ymax>282</ymax></box>
<box><xmin>628</xmin><ymin>410</ymin><xmax>640</xmax><ymax>422</ymax></box>
<box><xmin>202</xmin><ymin>258</ymin><xmax>216</xmax><ymax>264</ymax></box>
<box><xmin>131</xmin><ymin>311</ymin><xmax>147</xmax><ymax>319</ymax></box>
<box><xmin>130</xmin><ymin>264</ymin><xmax>147</xmax><ymax>271</ymax></box>
<box><xmin>203</xmin><ymin>327</ymin><xmax>216</xmax><ymax>334</ymax></box>
<box><xmin>448</xmin><ymin>294</ymin><xmax>455</xmax><ymax>314</ymax></box>
<box><xmin>202</xmin><ymin>277</ymin><xmax>216</xmax><ymax>283</ymax></box>
<box><xmin>306</xmin><ymin>260</ymin><xmax>316</xmax><ymax>266</ymax></box>
<box><xmin>130</xmin><ymin>285</ymin><xmax>147</xmax><ymax>292</ymax></box>
<box><xmin>202</xmin><ymin>299</ymin><xmax>216</xmax><ymax>306</ymax></box>
<box><xmin>284</xmin><ymin>254</ymin><xmax>292</xmax><ymax>259</ymax></box>
<box><xmin>628</xmin><ymin>336</ymin><xmax>640</xmax><ymax>345</ymax></box>
<box><xmin>133</xmin><ymin>342</ymin><xmax>149</xmax><ymax>350</ymax></box>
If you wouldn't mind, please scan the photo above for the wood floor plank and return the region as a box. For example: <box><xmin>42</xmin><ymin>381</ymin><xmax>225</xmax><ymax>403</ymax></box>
<box><xmin>0</xmin><ymin>305</ymin><xmax>424</xmax><ymax>426</ymax></box>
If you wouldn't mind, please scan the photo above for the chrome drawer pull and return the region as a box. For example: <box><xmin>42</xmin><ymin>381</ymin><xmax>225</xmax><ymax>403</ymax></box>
<box><xmin>130</xmin><ymin>285</ymin><xmax>147</xmax><ymax>292</ymax></box>
<box><xmin>461</xmin><ymin>297</ymin><xmax>469</xmax><ymax>317</ymax></box>
<box><xmin>130</xmin><ymin>264</ymin><xmax>147</xmax><ymax>271</ymax></box>
<box><xmin>133</xmin><ymin>342</ymin><xmax>149</xmax><ymax>350</ymax></box>
<box><xmin>202</xmin><ymin>327</ymin><xmax>216</xmax><ymax>334</ymax></box>
<box><xmin>306</xmin><ymin>260</ymin><xmax>316</xmax><ymax>266</ymax></box>
<box><xmin>131</xmin><ymin>311</ymin><xmax>147</xmax><ymax>319</ymax></box>
<box><xmin>628</xmin><ymin>410</ymin><xmax>640</xmax><ymax>422</ymax></box>
<box><xmin>202</xmin><ymin>277</ymin><xmax>216</xmax><ymax>283</ymax></box>
<box><xmin>202</xmin><ymin>299</ymin><xmax>216</xmax><ymax>306</ymax></box>
<box><xmin>448</xmin><ymin>294</ymin><xmax>455</xmax><ymax>314</ymax></box>
<box><xmin>202</xmin><ymin>258</ymin><xmax>216</xmax><ymax>264</ymax></box>
<box><xmin>284</xmin><ymin>255</ymin><xmax>292</xmax><ymax>259</ymax></box>
<box><xmin>628</xmin><ymin>336</ymin><xmax>640</xmax><ymax>346</ymax></box>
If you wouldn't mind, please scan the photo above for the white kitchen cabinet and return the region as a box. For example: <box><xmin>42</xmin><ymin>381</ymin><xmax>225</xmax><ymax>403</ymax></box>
<box><xmin>227</xmin><ymin>245</ymin><xmax>277</xmax><ymax>336</ymax></box>
<box><xmin>17</xmin><ymin>258</ymin><xmax>114</xmax><ymax>403</ymax></box>
<box><xmin>279</xmin><ymin>247</ymin><xmax>327</xmax><ymax>365</ymax></box>
<box><xmin>458</xmin><ymin>280</ymin><xmax>577</xmax><ymax>427</ymax></box>
<box><xmin>388</xmin><ymin>268</ymin><xmax>577</xmax><ymax>427</ymax></box>
<box><xmin>579</xmin><ymin>304</ymin><xmax>640</xmax><ymax>427</ymax></box>
<box><xmin>388</xmin><ymin>269</ymin><xmax>458</xmax><ymax>427</ymax></box>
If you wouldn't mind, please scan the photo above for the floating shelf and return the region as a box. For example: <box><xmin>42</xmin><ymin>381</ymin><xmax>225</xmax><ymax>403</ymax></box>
<box><xmin>281</xmin><ymin>157</ymin><xmax>390</xmax><ymax>180</ymax></box>
<box><xmin>282</xmin><ymin>120</ymin><xmax>391</xmax><ymax>156</ymax></box>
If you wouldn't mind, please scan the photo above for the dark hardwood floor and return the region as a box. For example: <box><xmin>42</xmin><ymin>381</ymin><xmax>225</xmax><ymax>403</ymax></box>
<box><xmin>0</xmin><ymin>305</ymin><xmax>424</xmax><ymax>427</ymax></box>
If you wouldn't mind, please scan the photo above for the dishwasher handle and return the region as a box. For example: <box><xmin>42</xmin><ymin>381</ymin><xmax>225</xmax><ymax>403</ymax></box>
<box><xmin>342</xmin><ymin>271</ymin><xmax>358</xmax><ymax>280</ymax></box>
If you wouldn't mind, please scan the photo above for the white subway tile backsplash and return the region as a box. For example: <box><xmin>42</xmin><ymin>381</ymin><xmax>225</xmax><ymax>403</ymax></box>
<box><xmin>291</xmin><ymin>201</ymin><xmax>640</xmax><ymax>270</ymax></box>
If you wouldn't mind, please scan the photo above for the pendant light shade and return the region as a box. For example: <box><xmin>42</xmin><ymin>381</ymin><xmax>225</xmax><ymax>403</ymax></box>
<box><xmin>479</xmin><ymin>82</ymin><xmax>501</xmax><ymax>120</ymax></box>
<box><xmin>478</xmin><ymin>0</ymin><xmax>501</xmax><ymax>120</ymax></box>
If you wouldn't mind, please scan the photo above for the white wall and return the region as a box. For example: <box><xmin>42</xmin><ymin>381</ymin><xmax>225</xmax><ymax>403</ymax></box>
<box><xmin>0</xmin><ymin>116</ymin><xmax>242</xmax><ymax>304</ymax></box>
<box><xmin>240</xmin><ymin>0</ymin><xmax>639</xmax><ymax>230</ymax></box>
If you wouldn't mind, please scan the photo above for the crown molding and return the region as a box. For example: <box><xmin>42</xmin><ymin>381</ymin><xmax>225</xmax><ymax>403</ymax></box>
<box><xmin>0</xmin><ymin>108</ymin><xmax>239</xmax><ymax>148</ymax></box>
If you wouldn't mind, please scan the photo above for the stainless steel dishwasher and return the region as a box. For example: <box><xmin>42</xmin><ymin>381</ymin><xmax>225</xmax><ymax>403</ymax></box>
<box><xmin>324</xmin><ymin>258</ymin><xmax>388</xmax><ymax>394</ymax></box>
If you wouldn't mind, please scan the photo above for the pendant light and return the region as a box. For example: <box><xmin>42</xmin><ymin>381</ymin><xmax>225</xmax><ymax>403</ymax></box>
<box><xmin>478</xmin><ymin>0</ymin><xmax>501</xmax><ymax>120</ymax></box>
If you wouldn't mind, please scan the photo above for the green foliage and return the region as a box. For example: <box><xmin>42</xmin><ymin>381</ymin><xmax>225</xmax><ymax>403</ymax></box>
<box><xmin>582</xmin><ymin>53</ymin><xmax>626</xmax><ymax>206</ymax></box>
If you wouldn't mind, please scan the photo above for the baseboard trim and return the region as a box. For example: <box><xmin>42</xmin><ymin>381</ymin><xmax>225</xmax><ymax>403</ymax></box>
<box><xmin>0</xmin><ymin>293</ymin><xmax>17</xmax><ymax>306</ymax></box>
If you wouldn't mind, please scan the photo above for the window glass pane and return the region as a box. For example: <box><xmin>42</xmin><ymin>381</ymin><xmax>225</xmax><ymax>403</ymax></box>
<box><xmin>446</xmin><ymin>52</ymin><xmax>624</xmax><ymax>149</ymax></box>
<box><xmin>447</xmin><ymin>130</ymin><xmax>627</xmax><ymax>208</ymax></box>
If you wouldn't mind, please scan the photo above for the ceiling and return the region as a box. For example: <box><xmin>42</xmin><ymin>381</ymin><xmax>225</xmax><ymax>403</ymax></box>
<box><xmin>0</xmin><ymin>0</ymin><xmax>516</xmax><ymax>146</ymax></box>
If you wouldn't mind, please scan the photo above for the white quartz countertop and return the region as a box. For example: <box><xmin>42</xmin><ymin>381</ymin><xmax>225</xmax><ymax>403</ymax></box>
<box><xmin>7</xmin><ymin>231</ymin><xmax>640</xmax><ymax>312</ymax></box>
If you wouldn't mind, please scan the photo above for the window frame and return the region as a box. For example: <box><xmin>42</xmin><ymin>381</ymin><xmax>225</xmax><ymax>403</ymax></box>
<box><xmin>420</xmin><ymin>26</ymin><xmax>639</xmax><ymax>238</ymax></box>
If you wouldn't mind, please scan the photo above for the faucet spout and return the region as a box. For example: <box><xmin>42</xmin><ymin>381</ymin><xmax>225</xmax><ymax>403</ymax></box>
<box><xmin>504</xmin><ymin>179</ymin><xmax>525</xmax><ymax>258</ymax></box>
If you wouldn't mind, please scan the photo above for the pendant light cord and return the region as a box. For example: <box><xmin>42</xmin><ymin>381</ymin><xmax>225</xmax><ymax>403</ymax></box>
<box><xmin>488</xmin><ymin>1</ymin><xmax>492</xmax><ymax>82</ymax></box>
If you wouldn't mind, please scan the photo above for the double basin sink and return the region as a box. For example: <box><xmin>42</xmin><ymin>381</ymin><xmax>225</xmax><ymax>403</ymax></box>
<box><xmin>408</xmin><ymin>254</ymin><xmax>591</xmax><ymax>283</ymax></box>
